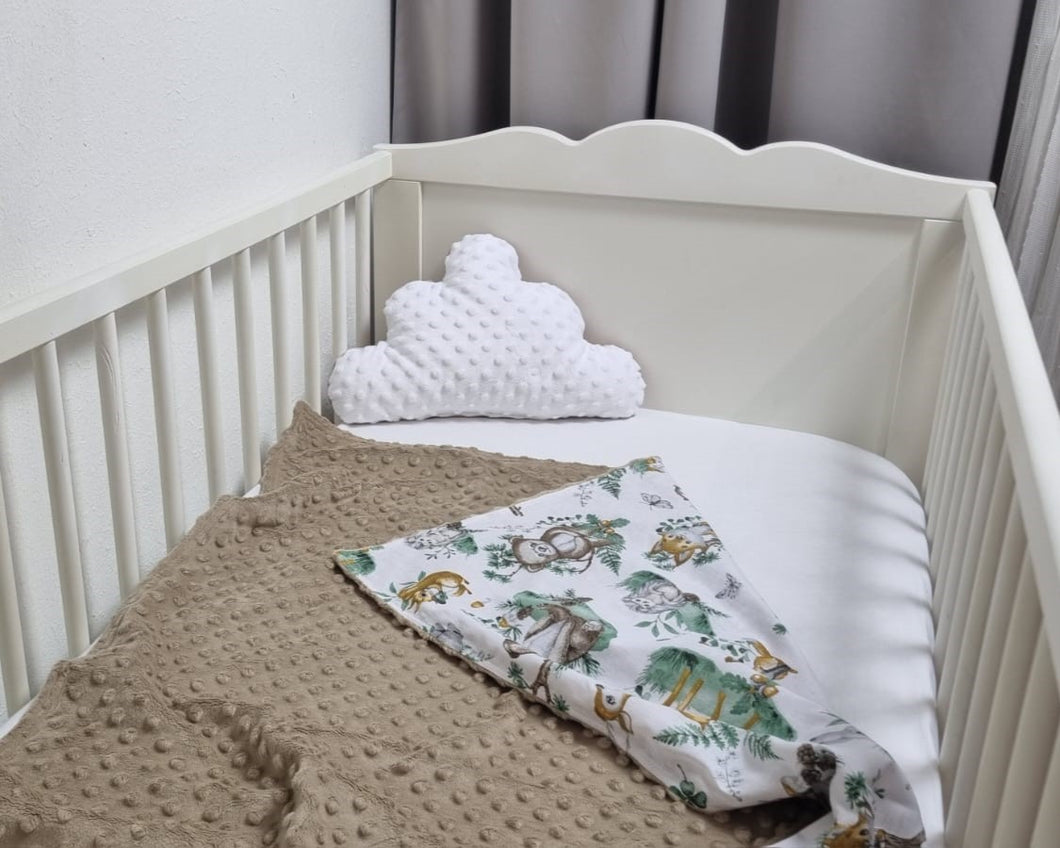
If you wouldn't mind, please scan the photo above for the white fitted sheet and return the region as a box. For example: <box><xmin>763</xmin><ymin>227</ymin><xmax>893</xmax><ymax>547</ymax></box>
<box><xmin>341</xmin><ymin>409</ymin><xmax>942</xmax><ymax>846</ymax></box>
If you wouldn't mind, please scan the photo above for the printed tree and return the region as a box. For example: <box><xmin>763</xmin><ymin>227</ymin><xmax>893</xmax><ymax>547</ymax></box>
<box><xmin>334</xmin><ymin>548</ymin><xmax>379</xmax><ymax>576</ymax></box>
<box><xmin>844</xmin><ymin>771</ymin><xmax>884</xmax><ymax>814</ymax></box>
<box><xmin>638</xmin><ymin>647</ymin><xmax>796</xmax><ymax>741</ymax></box>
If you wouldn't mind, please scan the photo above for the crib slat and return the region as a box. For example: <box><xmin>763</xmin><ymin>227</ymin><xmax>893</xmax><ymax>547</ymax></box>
<box><xmin>354</xmin><ymin>190</ymin><xmax>371</xmax><ymax>346</ymax></box>
<box><xmin>232</xmin><ymin>249</ymin><xmax>261</xmax><ymax>490</ymax></box>
<box><xmin>0</xmin><ymin>469</ymin><xmax>30</xmax><ymax>714</ymax></box>
<box><xmin>300</xmin><ymin>217</ymin><xmax>321</xmax><ymax>411</ymax></box>
<box><xmin>329</xmin><ymin>202</ymin><xmax>348</xmax><ymax>360</ymax></box>
<box><xmin>936</xmin><ymin>402</ymin><xmax>1002</xmax><ymax>671</ymax></box>
<box><xmin>32</xmin><ymin>341</ymin><xmax>91</xmax><ymax>655</ymax></box>
<box><xmin>1031</xmin><ymin>728</ymin><xmax>1060</xmax><ymax>847</ymax></box>
<box><xmin>938</xmin><ymin>442</ymin><xmax>1013</xmax><ymax>716</ymax></box>
<box><xmin>93</xmin><ymin>312</ymin><xmax>139</xmax><ymax>596</ymax></box>
<box><xmin>956</xmin><ymin>557</ymin><xmax>1041</xmax><ymax>847</ymax></box>
<box><xmin>932</xmin><ymin>344</ymin><xmax>990</xmax><ymax>618</ymax></box>
<box><xmin>928</xmin><ymin>317</ymin><xmax>983</xmax><ymax>589</ymax></box>
<box><xmin>933</xmin><ymin>361</ymin><xmax>994</xmax><ymax>630</ymax></box>
<box><xmin>925</xmin><ymin>271</ymin><xmax>973</xmax><ymax>499</ymax></box>
<box><xmin>147</xmin><ymin>289</ymin><xmax>185</xmax><ymax>550</ymax></box>
<box><xmin>929</xmin><ymin>315</ymin><xmax>983</xmax><ymax>562</ymax></box>
<box><xmin>943</xmin><ymin>511</ymin><xmax>1025</xmax><ymax>823</ymax></box>
<box><xmin>192</xmin><ymin>268</ymin><xmax>225</xmax><ymax>502</ymax></box>
<box><xmin>268</xmin><ymin>232</ymin><xmax>292</xmax><ymax>436</ymax></box>
<box><xmin>925</xmin><ymin>277</ymin><xmax>974</xmax><ymax>522</ymax></box>
<box><xmin>991</xmin><ymin>630</ymin><xmax>1059</xmax><ymax>847</ymax></box>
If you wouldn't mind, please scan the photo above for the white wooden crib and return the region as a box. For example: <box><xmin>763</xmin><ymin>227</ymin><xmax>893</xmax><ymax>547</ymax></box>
<box><xmin>0</xmin><ymin>121</ymin><xmax>1057</xmax><ymax>847</ymax></box>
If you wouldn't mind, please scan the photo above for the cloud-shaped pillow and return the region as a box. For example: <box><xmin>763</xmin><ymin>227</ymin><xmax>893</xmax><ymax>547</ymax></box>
<box><xmin>328</xmin><ymin>234</ymin><xmax>645</xmax><ymax>423</ymax></box>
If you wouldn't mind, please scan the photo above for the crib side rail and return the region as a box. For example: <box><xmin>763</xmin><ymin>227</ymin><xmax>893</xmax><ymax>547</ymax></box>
<box><xmin>0</xmin><ymin>154</ymin><xmax>390</xmax><ymax>716</ymax></box>
<box><xmin>925</xmin><ymin>188</ymin><xmax>1060</xmax><ymax>848</ymax></box>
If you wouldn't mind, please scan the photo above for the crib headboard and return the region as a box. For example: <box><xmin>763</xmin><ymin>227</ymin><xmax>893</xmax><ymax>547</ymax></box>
<box><xmin>373</xmin><ymin>121</ymin><xmax>994</xmax><ymax>486</ymax></box>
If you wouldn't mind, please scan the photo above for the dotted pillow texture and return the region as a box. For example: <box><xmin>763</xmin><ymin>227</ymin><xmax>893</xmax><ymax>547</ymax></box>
<box><xmin>328</xmin><ymin>234</ymin><xmax>645</xmax><ymax>423</ymax></box>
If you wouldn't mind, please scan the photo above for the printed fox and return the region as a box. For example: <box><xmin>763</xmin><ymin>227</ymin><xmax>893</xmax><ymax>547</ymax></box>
<box><xmin>397</xmin><ymin>571</ymin><xmax>471</xmax><ymax>611</ymax></box>
<box><xmin>650</xmin><ymin>522</ymin><xmax>721</xmax><ymax>566</ymax></box>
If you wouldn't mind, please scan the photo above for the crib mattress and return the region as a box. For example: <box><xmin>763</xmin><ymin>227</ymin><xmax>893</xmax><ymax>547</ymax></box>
<box><xmin>342</xmin><ymin>409</ymin><xmax>943</xmax><ymax>846</ymax></box>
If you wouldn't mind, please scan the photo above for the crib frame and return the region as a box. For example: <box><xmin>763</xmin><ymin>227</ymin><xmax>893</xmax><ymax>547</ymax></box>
<box><xmin>0</xmin><ymin>122</ymin><xmax>1057</xmax><ymax>847</ymax></box>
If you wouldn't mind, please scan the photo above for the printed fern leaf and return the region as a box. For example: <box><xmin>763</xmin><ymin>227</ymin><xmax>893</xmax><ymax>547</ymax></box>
<box><xmin>507</xmin><ymin>662</ymin><xmax>528</xmax><ymax>689</ymax></box>
<box><xmin>744</xmin><ymin>733</ymin><xmax>781</xmax><ymax>761</ymax></box>
<box><xmin>654</xmin><ymin>722</ymin><xmax>739</xmax><ymax>751</ymax></box>
<box><xmin>598</xmin><ymin>470</ymin><xmax>624</xmax><ymax>498</ymax></box>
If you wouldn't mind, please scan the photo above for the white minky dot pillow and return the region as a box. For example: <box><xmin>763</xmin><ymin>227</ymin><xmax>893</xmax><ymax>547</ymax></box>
<box><xmin>328</xmin><ymin>234</ymin><xmax>645</xmax><ymax>423</ymax></box>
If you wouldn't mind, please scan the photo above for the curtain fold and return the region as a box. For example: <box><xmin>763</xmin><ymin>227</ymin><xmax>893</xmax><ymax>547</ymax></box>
<box><xmin>653</xmin><ymin>0</ymin><xmax>726</xmax><ymax>130</ymax></box>
<box><xmin>392</xmin><ymin>0</ymin><xmax>1023</xmax><ymax>181</ymax></box>
<box><xmin>997</xmin><ymin>0</ymin><xmax>1060</xmax><ymax>399</ymax></box>
<box><xmin>770</xmin><ymin>0</ymin><xmax>1024</xmax><ymax>179</ymax></box>
<box><xmin>391</xmin><ymin>0</ymin><xmax>510</xmax><ymax>143</ymax></box>
<box><xmin>509</xmin><ymin>0</ymin><xmax>659</xmax><ymax>138</ymax></box>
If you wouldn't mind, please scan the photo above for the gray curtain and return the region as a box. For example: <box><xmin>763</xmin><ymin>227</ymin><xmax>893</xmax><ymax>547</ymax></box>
<box><xmin>393</xmin><ymin>0</ymin><xmax>1025</xmax><ymax>180</ymax></box>
<box><xmin>997</xmin><ymin>0</ymin><xmax>1060</xmax><ymax>399</ymax></box>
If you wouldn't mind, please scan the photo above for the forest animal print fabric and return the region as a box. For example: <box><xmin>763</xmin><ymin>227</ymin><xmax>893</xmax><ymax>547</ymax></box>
<box><xmin>337</xmin><ymin>458</ymin><xmax>926</xmax><ymax>847</ymax></box>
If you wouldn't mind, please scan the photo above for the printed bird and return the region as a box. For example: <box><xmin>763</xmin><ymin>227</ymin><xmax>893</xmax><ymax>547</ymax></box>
<box><xmin>724</xmin><ymin>640</ymin><xmax>796</xmax><ymax>697</ymax></box>
<box><xmin>748</xmin><ymin>640</ymin><xmax>797</xmax><ymax>688</ymax></box>
<box><xmin>593</xmin><ymin>684</ymin><xmax>634</xmax><ymax>745</ymax></box>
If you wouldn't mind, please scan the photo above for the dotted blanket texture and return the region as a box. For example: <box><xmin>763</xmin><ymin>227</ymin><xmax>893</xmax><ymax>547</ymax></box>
<box><xmin>328</xmin><ymin>234</ymin><xmax>645</xmax><ymax>423</ymax></box>
<box><xmin>0</xmin><ymin>404</ymin><xmax>817</xmax><ymax>847</ymax></box>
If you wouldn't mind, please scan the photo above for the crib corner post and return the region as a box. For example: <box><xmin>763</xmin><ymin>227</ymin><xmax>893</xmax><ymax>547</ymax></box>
<box><xmin>371</xmin><ymin>179</ymin><xmax>422</xmax><ymax>344</ymax></box>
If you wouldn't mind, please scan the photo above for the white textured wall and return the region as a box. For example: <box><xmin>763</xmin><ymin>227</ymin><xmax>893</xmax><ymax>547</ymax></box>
<box><xmin>0</xmin><ymin>0</ymin><xmax>390</xmax><ymax>720</ymax></box>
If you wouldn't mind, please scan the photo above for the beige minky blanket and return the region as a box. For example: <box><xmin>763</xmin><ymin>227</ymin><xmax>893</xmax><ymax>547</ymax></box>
<box><xmin>0</xmin><ymin>403</ymin><xmax>817</xmax><ymax>847</ymax></box>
